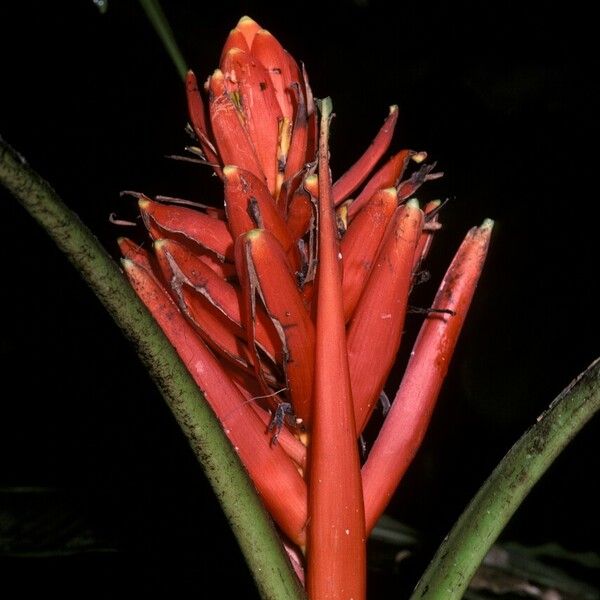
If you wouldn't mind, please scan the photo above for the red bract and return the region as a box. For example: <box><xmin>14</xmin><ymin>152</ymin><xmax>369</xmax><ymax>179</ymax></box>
<box><xmin>307</xmin><ymin>98</ymin><xmax>366</xmax><ymax>600</ymax></box>
<box><xmin>120</xmin><ymin>15</ymin><xmax>493</xmax><ymax>598</ymax></box>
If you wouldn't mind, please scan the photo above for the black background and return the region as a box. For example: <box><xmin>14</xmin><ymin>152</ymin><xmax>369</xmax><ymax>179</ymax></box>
<box><xmin>1</xmin><ymin>1</ymin><xmax>598</xmax><ymax>597</ymax></box>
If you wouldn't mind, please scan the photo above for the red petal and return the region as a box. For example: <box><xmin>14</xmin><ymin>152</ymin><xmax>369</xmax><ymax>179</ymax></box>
<box><xmin>362</xmin><ymin>220</ymin><xmax>494</xmax><ymax>533</ymax></box>
<box><xmin>208</xmin><ymin>69</ymin><xmax>265</xmax><ymax>183</ymax></box>
<box><xmin>196</xmin><ymin>253</ymin><xmax>237</xmax><ymax>280</ymax></box>
<box><xmin>123</xmin><ymin>258</ymin><xmax>307</xmax><ymax>544</ymax></box>
<box><xmin>234</xmin><ymin>16</ymin><xmax>262</xmax><ymax>49</ymax></box>
<box><xmin>117</xmin><ymin>236</ymin><xmax>153</xmax><ymax>270</ymax></box>
<box><xmin>347</xmin><ymin>149</ymin><xmax>414</xmax><ymax>219</ymax></box>
<box><xmin>251</xmin><ymin>29</ymin><xmax>297</xmax><ymax>119</ymax></box>
<box><xmin>139</xmin><ymin>197</ymin><xmax>234</xmax><ymax>262</ymax></box>
<box><xmin>347</xmin><ymin>200</ymin><xmax>423</xmax><ymax>434</ymax></box>
<box><xmin>152</xmin><ymin>240</ymin><xmax>256</xmax><ymax>373</ymax></box>
<box><xmin>185</xmin><ymin>70</ymin><xmax>221</xmax><ymax>174</ymax></box>
<box><xmin>221</xmin><ymin>49</ymin><xmax>283</xmax><ymax>196</ymax></box>
<box><xmin>154</xmin><ymin>237</ymin><xmax>281</xmax><ymax>363</ymax></box>
<box><xmin>223</xmin><ymin>165</ymin><xmax>300</xmax><ymax>272</ymax></box>
<box><xmin>238</xmin><ymin>229</ymin><xmax>315</xmax><ymax>426</ymax></box>
<box><xmin>332</xmin><ymin>106</ymin><xmax>399</xmax><ymax>205</ymax></box>
<box><xmin>286</xmin><ymin>185</ymin><xmax>314</xmax><ymax>241</ymax></box>
<box><xmin>307</xmin><ymin>99</ymin><xmax>366</xmax><ymax>600</ymax></box>
<box><xmin>340</xmin><ymin>187</ymin><xmax>398</xmax><ymax>321</ymax></box>
<box><xmin>219</xmin><ymin>27</ymin><xmax>250</xmax><ymax>64</ymax></box>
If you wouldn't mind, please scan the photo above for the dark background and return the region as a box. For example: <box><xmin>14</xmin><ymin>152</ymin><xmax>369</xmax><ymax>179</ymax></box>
<box><xmin>1</xmin><ymin>1</ymin><xmax>598</xmax><ymax>597</ymax></box>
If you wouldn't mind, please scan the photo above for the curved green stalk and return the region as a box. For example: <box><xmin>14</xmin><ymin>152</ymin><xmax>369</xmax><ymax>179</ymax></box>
<box><xmin>411</xmin><ymin>357</ymin><xmax>600</xmax><ymax>600</ymax></box>
<box><xmin>138</xmin><ymin>0</ymin><xmax>188</xmax><ymax>80</ymax></box>
<box><xmin>0</xmin><ymin>136</ymin><xmax>305</xmax><ymax>600</ymax></box>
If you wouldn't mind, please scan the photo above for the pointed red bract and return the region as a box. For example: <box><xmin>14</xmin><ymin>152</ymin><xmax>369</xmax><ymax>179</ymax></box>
<box><xmin>347</xmin><ymin>149</ymin><xmax>417</xmax><ymax>219</ymax></box>
<box><xmin>196</xmin><ymin>253</ymin><xmax>237</xmax><ymax>279</ymax></box>
<box><xmin>117</xmin><ymin>237</ymin><xmax>153</xmax><ymax>270</ymax></box>
<box><xmin>153</xmin><ymin>240</ymin><xmax>259</xmax><ymax>376</ymax></box>
<box><xmin>251</xmin><ymin>29</ymin><xmax>298</xmax><ymax>120</ymax></box>
<box><xmin>219</xmin><ymin>26</ymin><xmax>250</xmax><ymax>62</ymax></box>
<box><xmin>332</xmin><ymin>105</ymin><xmax>399</xmax><ymax>205</ymax></box>
<box><xmin>234</xmin><ymin>16</ymin><xmax>261</xmax><ymax>49</ymax></box>
<box><xmin>347</xmin><ymin>199</ymin><xmax>424</xmax><ymax>434</ymax></box>
<box><xmin>286</xmin><ymin>185</ymin><xmax>314</xmax><ymax>241</ymax></box>
<box><xmin>307</xmin><ymin>98</ymin><xmax>366</xmax><ymax>600</ymax></box>
<box><xmin>221</xmin><ymin>48</ymin><xmax>283</xmax><ymax>195</ymax></box>
<box><xmin>223</xmin><ymin>165</ymin><xmax>300</xmax><ymax>271</ymax></box>
<box><xmin>362</xmin><ymin>220</ymin><xmax>494</xmax><ymax>533</ymax></box>
<box><xmin>154</xmin><ymin>237</ymin><xmax>281</xmax><ymax>363</ymax></box>
<box><xmin>208</xmin><ymin>69</ymin><xmax>266</xmax><ymax>182</ymax></box>
<box><xmin>236</xmin><ymin>229</ymin><xmax>315</xmax><ymax>426</ymax></box>
<box><xmin>122</xmin><ymin>257</ymin><xmax>308</xmax><ymax>545</ymax></box>
<box><xmin>185</xmin><ymin>70</ymin><xmax>221</xmax><ymax>173</ymax></box>
<box><xmin>139</xmin><ymin>197</ymin><xmax>234</xmax><ymax>261</ymax></box>
<box><xmin>341</xmin><ymin>187</ymin><xmax>399</xmax><ymax>321</ymax></box>
<box><xmin>163</xmin><ymin>240</ymin><xmax>281</xmax><ymax>360</ymax></box>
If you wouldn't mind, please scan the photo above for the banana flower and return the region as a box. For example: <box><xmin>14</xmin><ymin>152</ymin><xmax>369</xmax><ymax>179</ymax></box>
<box><xmin>119</xmin><ymin>16</ymin><xmax>492</xmax><ymax>599</ymax></box>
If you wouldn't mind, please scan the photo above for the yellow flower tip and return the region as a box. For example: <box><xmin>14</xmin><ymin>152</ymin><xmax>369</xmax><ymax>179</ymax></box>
<box><xmin>381</xmin><ymin>187</ymin><xmax>398</xmax><ymax>197</ymax></box>
<box><xmin>222</xmin><ymin>165</ymin><xmax>239</xmax><ymax>177</ymax></box>
<box><xmin>389</xmin><ymin>104</ymin><xmax>399</xmax><ymax>115</ymax></box>
<box><xmin>481</xmin><ymin>218</ymin><xmax>495</xmax><ymax>230</ymax></box>
<box><xmin>153</xmin><ymin>238</ymin><xmax>168</xmax><ymax>251</ymax></box>
<box><xmin>238</xmin><ymin>15</ymin><xmax>258</xmax><ymax>27</ymax></box>
<box><xmin>304</xmin><ymin>174</ymin><xmax>318</xmax><ymax>196</ymax></box>
<box><xmin>212</xmin><ymin>68</ymin><xmax>224</xmax><ymax>79</ymax></box>
<box><xmin>244</xmin><ymin>228</ymin><xmax>264</xmax><ymax>241</ymax></box>
<box><xmin>304</xmin><ymin>176</ymin><xmax>319</xmax><ymax>197</ymax></box>
<box><xmin>412</xmin><ymin>151</ymin><xmax>428</xmax><ymax>164</ymax></box>
<box><xmin>138</xmin><ymin>197</ymin><xmax>150</xmax><ymax>210</ymax></box>
<box><xmin>235</xmin><ymin>16</ymin><xmax>262</xmax><ymax>47</ymax></box>
<box><xmin>336</xmin><ymin>204</ymin><xmax>349</xmax><ymax>233</ymax></box>
<box><xmin>406</xmin><ymin>198</ymin><xmax>420</xmax><ymax>209</ymax></box>
<box><xmin>121</xmin><ymin>257</ymin><xmax>134</xmax><ymax>272</ymax></box>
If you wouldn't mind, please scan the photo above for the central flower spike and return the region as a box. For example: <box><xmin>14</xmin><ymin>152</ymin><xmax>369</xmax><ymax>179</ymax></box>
<box><xmin>307</xmin><ymin>97</ymin><xmax>366</xmax><ymax>599</ymax></box>
<box><xmin>120</xmin><ymin>15</ymin><xmax>493</xmax><ymax>598</ymax></box>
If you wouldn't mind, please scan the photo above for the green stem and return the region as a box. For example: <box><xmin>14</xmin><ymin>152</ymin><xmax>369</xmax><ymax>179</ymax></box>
<box><xmin>411</xmin><ymin>357</ymin><xmax>600</xmax><ymax>600</ymax></box>
<box><xmin>138</xmin><ymin>0</ymin><xmax>188</xmax><ymax>80</ymax></box>
<box><xmin>0</xmin><ymin>136</ymin><xmax>305</xmax><ymax>600</ymax></box>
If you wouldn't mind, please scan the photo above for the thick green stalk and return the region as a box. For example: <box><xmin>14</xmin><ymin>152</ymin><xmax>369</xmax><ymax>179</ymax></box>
<box><xmin>0</xmin><ymin>136</ymin><xmax>305</xmax><ymax>600</ymax></box>
<box><xmin>138</xmin><ymin>0</ymin><xmax>188</xmax><ymax>80</ymax></box>
<box><xmin>411</xmin><ymin>357</ymin><xmax>600</xmax><ymax>600</ymax></box>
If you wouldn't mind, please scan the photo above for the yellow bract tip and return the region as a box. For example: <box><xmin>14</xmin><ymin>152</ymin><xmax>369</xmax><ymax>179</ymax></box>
<box><xmin>238</xmin><ymin>15</ymin><xmax>258</xmax><ymax>26</ymax></box>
